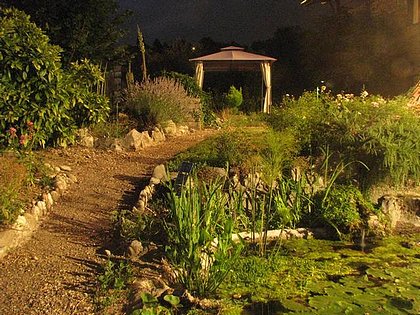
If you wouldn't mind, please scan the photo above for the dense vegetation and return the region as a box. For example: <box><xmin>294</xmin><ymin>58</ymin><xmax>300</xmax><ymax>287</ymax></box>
<box><xmin>0</xmin><ymin>8</ymin><xmax>109</xmax><ymax>150</ymax></box>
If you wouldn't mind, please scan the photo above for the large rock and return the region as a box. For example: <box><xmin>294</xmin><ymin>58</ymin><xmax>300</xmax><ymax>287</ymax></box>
<box><xmin>128</xmin><ymin>240</ymin><xmax>143</xmax><ymax>259</ymax></box>
<box><xmin>151</xmin><ymin>164</ymin><xmax>168</xmax><ymax>182</ymax></box>
<box><xmin>123</xmin><ymin>129</ymin><xmax>153</xmax><ymax>151</ymax></box>
<box><xmin>140</xmin><ymin>131</ymin><xmax>153</xmax><ymax>148</ymax></box>
<box><xmin>77</xmin><ymin>128</ymin><xmax>95</xmax><ymax>147</ymax></box>
<box><xmin>177</xmin><ymin>125</ymin><xmax>190</xmax><ymax>135</ymax></box>
<box><xmin>162</xmin><ymin>120</ymin><xmax>177</xmax><ymax>136</ymax></box>
<box><xmin>151</xmin><ymin>127</ymin><xmax>166</xmax><ymax>143</ymax></box>
<box><xmin>123</xmin><ymin>129</ymin><xmax>143</xmax><ymax>151</ymax></box>
<box><xmin>380</xmin><ymin>195</ymin><xmax>420</xmax><ymax>229</ymax></box>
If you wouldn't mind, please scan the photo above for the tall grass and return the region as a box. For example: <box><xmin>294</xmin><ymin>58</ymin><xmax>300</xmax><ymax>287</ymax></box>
<box><xmin>164</xmin><ymin>175</ymin><xmax>242</xmax><ymax>297</ymax></box>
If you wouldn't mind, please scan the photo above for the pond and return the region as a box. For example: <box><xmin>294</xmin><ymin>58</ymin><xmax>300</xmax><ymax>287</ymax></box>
<box><xmin>217</xmin><ymin>234</ymin><xmax>420</xmax><ymax>314</ymax></box>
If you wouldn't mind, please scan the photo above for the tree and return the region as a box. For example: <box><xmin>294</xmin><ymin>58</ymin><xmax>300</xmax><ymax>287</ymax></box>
<box><xmin>1</xmin><ymin>0</ymin><xmax>130</xmax><ymax>64</ymax></box>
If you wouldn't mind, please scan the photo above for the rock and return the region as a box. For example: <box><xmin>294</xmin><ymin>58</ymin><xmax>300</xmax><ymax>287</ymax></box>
<box><xmin>128</xmin><ymin>240</ymin><xmax>143</xmax><ymax>259</ymax></box>
<box><xmin>123</xmin><ymin>129</ymin><xmax>153</xmax><ymax>151</ymax></box>
<box><xmin>29</xmin><ymin>205</ymin><xmax>41</xmax><ymax>218</ymax></box>
<box><xmin>50</xmin><ymin>190</ymin><xmax>60</xmax><ymax>202</ymax></box>
<box><xmin>177</xmin><ymin>125</ymin><xmax>190</xmax><ymax>135</ymax></box>
<box><xmin>42</xmin><ymin>193</ymin><xmax>54</xmax><ymax>210</ymax></box>
<box><xmin>36</xmin><ymin>201</ymin><xmax>47</xmax><ymax>215</ymax></box>
<box><xmin>140</xmin><ymin>131</ymin><xmax>153</xmax><ymax>148</ymax></box>
<box><xmin>79</xmin><ymin>135</ymin><xmax>94</xmax><ymax>148</ymax></box>
<box><xmin>152</xmin><ymin>164</ymin><xmax>167</xmax><ymax>181</ymax></box>
<box><xmin>59</xmin><ymin>165</ymin><xmax>72</xmax><ymax>172</ymax></box>
<box><xmin>162</xmin><ymin>120</ymin><xmax>177</xmax><ymax>136</ymax></box>
<box><xmin>149</xmin><ymin>177</ymin><xmax>160</xmax><ymax>185</ymax></box>
<box><xmin>12</xmin><ymin>215</ymin><xmax>27</xmax><ymax>230</ymax></box>
<box><xmin>137</xmin><ymin>200</ymin><xmax>145</xmax><ymax>212</ymax></box>
<box><xmin>151</xmin><ymin>127</ymin><xmax>166</xmax><ymax>142</ymax></box>
<box><xmin>54</xmin><ymin>175</ymin><xmax>68</xmax><ymax>192</ymax></box>
<box><xmin>123</xmin><ymin>129</ymin><xmax>143</xmax><ymax>151</ymax></box>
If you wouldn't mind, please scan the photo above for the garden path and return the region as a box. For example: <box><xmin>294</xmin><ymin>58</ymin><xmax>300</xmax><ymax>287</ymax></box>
<box><xmin>0</xmin><ymin>129</ymin><xmax>216</xmax><ymax>315</ymax></box>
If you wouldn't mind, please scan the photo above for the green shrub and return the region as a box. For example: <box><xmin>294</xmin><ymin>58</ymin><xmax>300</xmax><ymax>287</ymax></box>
<box><xmin>225</xmin><ymin>86</ymin><xmax>243</xmax><ymax>109</ymax></box>
<box><xmin>124</xmin><ymin>76</ymin><xmax>201</xmax><ymax>129</ymax></box>
<box><xmin>0</xmin><ymin>155</ymin><xmax>27</xmax><ymax>224</ymax></box>
<box><xmin>0</xmin><ymin>8</ymin><xmax>109</xmax><ymax>149</ymax></box>
<box><xmin>313</xmin><ymin>184</ymin><xmax>375</xmax><ymax>237</ymax></box>
<box><xmin>267</xmin><ymin>90</ymin><xmax>420</xmax><ymax>187</ymax></box>
<box><xmin>168</xmin><ymin>128</ymin><xmax>268</xmax><ymax>171</ymax></box>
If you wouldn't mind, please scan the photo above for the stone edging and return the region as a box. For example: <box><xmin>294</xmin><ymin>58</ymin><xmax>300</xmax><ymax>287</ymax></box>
<box><xmin>0</xmin><ymin>165</ymin><xmax>76</xmax><ymax>260</ymax></box>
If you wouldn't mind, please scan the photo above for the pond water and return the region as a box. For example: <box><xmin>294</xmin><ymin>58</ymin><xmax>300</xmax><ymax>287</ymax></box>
<box><xmin>217</xmin><ymin>234</ymin><xmax>420</xmax><ymax>314</ymax></box>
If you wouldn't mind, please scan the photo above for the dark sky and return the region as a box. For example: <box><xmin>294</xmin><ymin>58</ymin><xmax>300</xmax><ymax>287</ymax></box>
<box><xmin>118</xmin><ymin>0</ymin><xmax>323</xmax><ymax>45</ymax></box>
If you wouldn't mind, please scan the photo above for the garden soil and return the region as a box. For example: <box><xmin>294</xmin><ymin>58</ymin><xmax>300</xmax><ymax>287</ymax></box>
<box><xmin>0</xmin><ymin>129</ymin><xmax>216</xmax><ymax>315</ymax></box>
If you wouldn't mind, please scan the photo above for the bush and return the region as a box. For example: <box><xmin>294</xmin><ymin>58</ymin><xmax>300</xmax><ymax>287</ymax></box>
<box><xmin>0</xmin><ymin>155</ymin><xmax>27</xmax><ymax>224</ymax></box>
<box><xmin>225</xmin><ymin>86</ymin><xmax>243</xmax><ymax>109</ymax></box>
<box><xmin>313</xmin><ymin>184</ymin><xmax>375</xmax><ymax>237</ymax></box>
<box><xmin>0</xmin><ymin>8</ymin><xmax>109</xmax><ymax>149</ymax></box>
<box><xmin>164</xmin><ymin>71</ymin><xmax>217</xmax><ymax>126</ymax></box>
<box><xmin>266</xmin><ymin>90</ymin><xmax>420</xmax><ymax>188</ymax></box>
<box><xmin>124</xmin><ymin>76</ymin><xmax>201</xmax><ymax>130</ymax></box>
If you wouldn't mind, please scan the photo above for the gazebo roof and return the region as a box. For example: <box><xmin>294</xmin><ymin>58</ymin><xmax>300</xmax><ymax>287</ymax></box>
<box><xmin>189</xmin><ymin>46</ymin><xmax>276</xmax><ymax>71</ymax></box>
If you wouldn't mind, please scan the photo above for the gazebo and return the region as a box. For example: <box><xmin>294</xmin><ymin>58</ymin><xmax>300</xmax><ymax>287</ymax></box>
<box><xmin>189</xmin><ymin>46</ymin><xmax>277</xmax><ymax>113</ymax></box>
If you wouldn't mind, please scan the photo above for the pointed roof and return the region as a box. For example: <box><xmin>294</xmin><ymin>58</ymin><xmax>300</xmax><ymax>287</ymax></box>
<box><xmin>190</xmin><ymin>46</ymin><xmax>277</xmax><ymax>62</ymax></box>
<box><xmin>189</xmin><ymin>46</ymin><xmax>276</xmax><ymax>72</ymax></box>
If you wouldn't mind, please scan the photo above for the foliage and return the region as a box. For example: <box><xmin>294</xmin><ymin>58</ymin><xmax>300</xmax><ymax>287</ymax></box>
<box><xmin>168</xmin><ymin>128</ymin><xmax>267</xmax><ymax>171</ymax></box>
<box><xmin>98</xmin><ymin>259</ymin><xmax>132</xmax><ymax>291</ymax></box>
<box><xmin>225</xmin><ymin>86</ymin><xmax>243</xmax><ymax>109</ymax></box>
<box><xmin>96</xmin><ymin>258</ymin><xmax>132</xmax><ymax>310</ymax></box>
<box><xmin>131</xmin><ymin>293</ymin><xmax>181</xmax><ymax>315</ymax></box>
<box><xmin>163</xmin><ymin>71</ymin><xmax>217</xmax><ymax>126</ymax></box>
<box><xmin>2</xmin><ymin>0</ymin><xmax>130</xmax><ymax>64</ymax></box>
<box><xmin>0</xmin><ymin>151</ymin><xmax>53</xmax><ymax>225</ymax></box>
<box><xmin>66</xmin><ymin>59</ymin><xmax>110</xmax><ymax>127</ymax></box>
<box><xmin>267</xmin><ymin>90</ymin><xmax>420</xmax><ymax>188</ymax></box>
<box><xmin>0</xmin><ymin>155</ymin><xmax>27</xmax><ymax>224</ymax></box>
<box><xmin>0</xmin><ymin>8</ymin><xmax>109</xmax><ymax>149</ymax></box>
<box><xmin>124</xmin><ymin>76</ymin><xmax>201</xmax><ymax>130</ymax></box>
<box><xmin>313</xmin><ymin>184</ymin><xmax>375</xmax><ymax>237</ymax></box>
<box><xmin>164</xmin><ymin>175</ymin><xmax>242</xmax><ymax>297</ymax></box>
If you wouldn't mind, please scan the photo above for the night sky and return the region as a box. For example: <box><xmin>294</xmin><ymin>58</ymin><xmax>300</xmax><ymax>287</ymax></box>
<box><xmin>118</xmin><ymin>0</ymin><xmax>324</xmax><ymax>45</ymax></box>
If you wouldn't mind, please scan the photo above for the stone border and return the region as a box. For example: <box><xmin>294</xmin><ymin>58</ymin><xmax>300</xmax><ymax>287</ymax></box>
<box><xmin>79</xmin><ymin>120</ymin><xmax>196</xmax><ymax>152</ymax></box>
<box><xmin>0</xmin><ymin>165</ymin><xmax>76</xmax><ymax>260</ymax></box>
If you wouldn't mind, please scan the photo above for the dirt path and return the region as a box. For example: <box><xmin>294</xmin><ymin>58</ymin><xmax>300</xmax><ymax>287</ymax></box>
<box><xmin>0</xmin><ymin>130</ymin><xmax>215</xmax><ymax>315</ymax></box>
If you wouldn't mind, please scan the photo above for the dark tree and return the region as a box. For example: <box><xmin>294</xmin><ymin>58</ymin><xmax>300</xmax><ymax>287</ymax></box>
<box><xmin>1</xmin><ymin>0</ymin><xmax>130</xmax><ymax>64</ymax></box>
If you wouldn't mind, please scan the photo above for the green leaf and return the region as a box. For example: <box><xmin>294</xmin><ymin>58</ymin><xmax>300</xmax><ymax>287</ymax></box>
<box><xmin>163</xmin><ymin>294</ymin><xmax>180</xmax><ymax>307</ymax></box>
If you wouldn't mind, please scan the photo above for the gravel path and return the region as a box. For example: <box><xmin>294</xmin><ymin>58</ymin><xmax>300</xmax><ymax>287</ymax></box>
<box><xmin>0</xmin><ymin>130</ymin><xmax>215</xmax><ymax>315</ymax></box>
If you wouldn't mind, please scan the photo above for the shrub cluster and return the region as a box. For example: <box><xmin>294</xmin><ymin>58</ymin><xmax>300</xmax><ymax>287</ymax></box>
<box><xmin>266</xmin><ymin>90</ymin><xmax>420</xmax><ymax>188</ymax></box>
<box><xmin>0</xmin><ymin>8</ymin><xmax>109</xmax><ymax>150</ymax></box>
<box><xmin>123</xmin><ymin>76</ymin><xmax>201</xmax><ymax>130</ymax></box>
